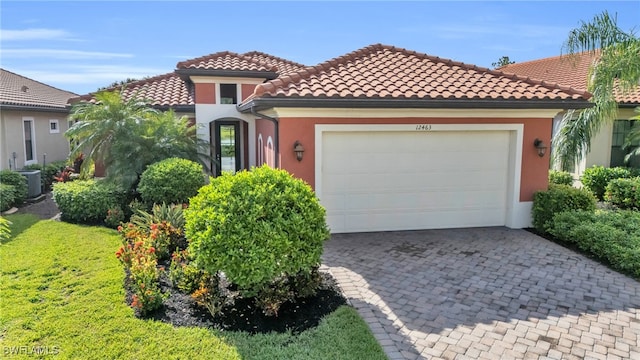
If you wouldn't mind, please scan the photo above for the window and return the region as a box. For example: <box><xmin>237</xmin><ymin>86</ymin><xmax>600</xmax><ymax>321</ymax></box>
<box><xmin>611</xmin><ymin>120</ymin><xmax>640</xmax><ymax>167</ymax></box>
<box><xmin>219</xmin><ymin>84</ymin><xmax>237</xmax><ymax>104</ymax></box>
<box><xmin>267</xmin><ymin>136</ymin><xmax>274</xmax><ymax>167</ymax></box>
<box><xmin>49</xmin><ymin>119</ymin><xmax>60</xmax><ymax>134</ymax></box>
<box><xmin>23</xmin><ymin>118</ymin><xmax>35</xmax><ymax>164</ymax></box>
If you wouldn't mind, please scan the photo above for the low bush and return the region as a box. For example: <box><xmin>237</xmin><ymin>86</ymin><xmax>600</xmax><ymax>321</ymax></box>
<box><xmin>138</xmin><ymin>158</ymin><xmax>205</xmax><ymax>206</ymax></box>
<box><xmin>581</xmin><ymin>166</ymin><xmax>633</xmax><ymax>200</ymax></box>
<box><xmin>53</xmin><ymin>180</ymin><xmax>127</xmax><ymax>224</ymax></box>
<box><xmin>185</xmin><ymin>165</ymin><xmax>330</xmax><ymax>316</ymax></box>
<box><xmin>548</xmin><ymin>210</ymin><xmax>640</xmax><ymax>278</ymax></box>
<box><xmin>0</xmin><ymin>216</ymin><xmax>11</xmax><ymax>242</ymax></box>
<box><xmin>0</xmin><ymin>170</ymin><xmax>28</xmax><ymax>206</ymax></box>
<box><xmin>605</xmin><ymin>177</ymin><xmax>640</xmax><ymax>209</ymax></box>
<box><xmin>169</xmin><ymin>249</ymin><xmax>210</xmax><ymax>294</ymax></box>
<box><xmin>23</xmin><ymin>160</ymin><xmax>67</xmax><ymax>191</ymax></box>
<box><xmin>128</xmin><ymin>203</ymin><xmax>186</xmax><ymax>259</ymax></box>
<box><xmin>0</xmin><ymin>184</ymin><xmax>16</xmax><ymax>212</ymax></box>
<box><xmin>115</xmin><ymin>231</ymin><xmax>164</xmax><ymax>315</ymax></box>
<box><xmin>532</xmin><ymin>184</ymin><xmax>597</xmax><ymax>233</ymax></box>
<box><xmin>105</xmin><ymin>206</ymin><xmax>125</xmax><ymax>228</ymax></box>
<box><xmin>548</xmin><ymin>170</ymin><xmax>573</xmax><ymax>186</ymax></box>
<box><xmin>131</xmin><ymin>202</ymin><xmax>185</xmax><ymax>231</ymax></box>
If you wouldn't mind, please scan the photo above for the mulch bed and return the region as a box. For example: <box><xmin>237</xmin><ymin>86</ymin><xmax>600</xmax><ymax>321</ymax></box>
<box><xmin>140</xmin><ymin>270</ymin><xmax>347</xmax><ymax>334</ymax></box>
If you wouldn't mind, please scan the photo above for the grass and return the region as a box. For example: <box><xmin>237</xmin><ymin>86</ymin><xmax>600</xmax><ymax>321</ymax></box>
<box><xmin>0</xmin><ymin>215</ymin><xmax>386</xmax><ymax>359</ymax></box>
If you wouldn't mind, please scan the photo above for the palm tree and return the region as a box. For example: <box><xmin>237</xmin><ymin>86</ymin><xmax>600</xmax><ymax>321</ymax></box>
<box><xmin>108</xmin><ymin>110</ymin><xmax>212</xmax><ymax>189</ymax></box>
<box><xmin>553</xmin><ymin>11</ymin><xmax>640</xmax><ymax>170</ymax></box>
<box><xmin>66</xmin><ymin>89</ymin><xmax>212</xmax><ymax>190</ymax></box>
<box><xmin>66</xmin><ymin>88</ymin><xmax>158</xmax><ymax>183</ymax></box>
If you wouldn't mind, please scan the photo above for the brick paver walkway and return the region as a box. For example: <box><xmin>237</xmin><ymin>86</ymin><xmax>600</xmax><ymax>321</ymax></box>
<box><xmin>322</xmin><ymin>227</ymin><xmax>640</xmax><ymax>360</ymax></box>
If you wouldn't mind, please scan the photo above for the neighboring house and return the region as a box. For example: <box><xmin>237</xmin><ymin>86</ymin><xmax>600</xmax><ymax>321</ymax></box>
<box><xmin>500</xmin><ymin>52</ymin><xmax>640</xmax><ymax>175</ymax></box>
<box><xmin>76</xmin><ymin>44</ymin><xmax>590</xmax><ymax>233</ymax></box>
<box><xmin>0</xmin><ymin>69</ymin><xmax>77</xmax><ymax>170</ymax></box>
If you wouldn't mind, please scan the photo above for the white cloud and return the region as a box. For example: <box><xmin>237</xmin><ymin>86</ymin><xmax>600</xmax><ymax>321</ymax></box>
<box><xmin>10</xmin><ymin>64</ymin><xmax>168</xmax><ymax>93</ymax></box>
<box><xmin>2</xmin><ymin>49</ymin><xmax>133</xmax><ymax>60</ymax></box>
<box><xmin>0</xmin><ymin>28</ymin><xmax>75</xmax><ymax>41</ymax></box>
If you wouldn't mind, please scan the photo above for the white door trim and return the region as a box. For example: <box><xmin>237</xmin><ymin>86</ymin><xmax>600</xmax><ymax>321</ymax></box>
<box><xmin>315</xmin><ymin>123</ymin><xmax>525</xmax><ymax>230</ymax></box>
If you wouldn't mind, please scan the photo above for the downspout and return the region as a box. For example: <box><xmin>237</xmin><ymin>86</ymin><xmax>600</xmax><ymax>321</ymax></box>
<box><xmin>250</xmin><ymin>106</ymin><xmax>280</xmax><ymax>168</ymax></box>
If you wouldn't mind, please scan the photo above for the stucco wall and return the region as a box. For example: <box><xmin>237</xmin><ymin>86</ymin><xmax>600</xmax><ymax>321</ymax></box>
<box><xmin>0</xmin><ymin>109</ymin><xmax>70</xmax><ymax>170</ymax></box>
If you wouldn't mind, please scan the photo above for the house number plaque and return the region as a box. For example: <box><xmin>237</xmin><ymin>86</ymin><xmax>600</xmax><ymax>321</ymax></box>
<box><xmin>415</xmin><ymin>124</ymin><xmax>432</xmax><ymax>131</ymax></box>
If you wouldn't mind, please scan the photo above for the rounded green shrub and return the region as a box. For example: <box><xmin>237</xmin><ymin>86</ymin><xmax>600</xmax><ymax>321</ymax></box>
<box><xmin>532</xmin><ymin>184</ymin><xmax>597</xmax><ymax>233</ymax></box>
<box><xmin>138</xmin><ymin>158</ymin><xmax>205</xmax><ymax>205</ymax></box>
<box><xmin>0</xmin><ymin>170</ymin><xmax>28</xmax><ymax>205</ymax></box>
<box><xmin>0</xmin><ymin>184</ymin><xmax>16</xmax><ymax>212</ymax></box>
<box><xmin>548</xmin><ymin>170</ymin><xmax>573</xmax><ymax>186</ymax></box>
<box><xmin>185</xmin><ymin>165</ymin><xmax>330</xmax><ymax>306</ymax></box>
<box><xmin>53</xmin><ymin>179</ymin><xmax>127</xmax><ymax>224</ymax></box>
<box><xmin>581</xmin><ymin>166</ymin><xmax>633</xmax><ymax>200</ymax></box>
<box><xmin>605</xmin><ymin>177</ymin><xmax>640</xmax><ymax>209</ymax></box>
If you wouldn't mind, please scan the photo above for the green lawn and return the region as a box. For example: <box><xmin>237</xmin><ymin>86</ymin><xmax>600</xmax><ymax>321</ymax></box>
<box><xmin>0</xmin><ymin>215</ymin><xmax>386</xmax><ymax>360</ymax></box>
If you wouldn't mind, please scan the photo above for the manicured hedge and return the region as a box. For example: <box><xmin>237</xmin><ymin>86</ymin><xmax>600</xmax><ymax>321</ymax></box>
<box><xmin>138</xmin><ymin>158</ymin><xmax>205</xmax><ymax>206</ymax></box>
<box><xmin>53</xmin><ymin>179</ymin><xmax>127</xmax><ymax>224</ymax></box>
<box><xmin>580</xmin><ymin>166</ymin><xmax>633</xmax><ymax>200</ymax></box>
<box><xmin>548</xmin><ymin>170</ymin><xmax>573</xmax><ymax>186</ymax></box>
<box><xmin>605</xmin><ymin>177</ymin><xmax>640</xmax><ymax>210</ymax></box>
<box><xmin>0</xmin><ymin>170</ymin><xmax>28</xmax><ymax>206</ymax></box>
<box><xmin>0</xmin><ymin>184</ymin><xmax>16</xmax><ymax>212</ymax></box>
<box><xmin>548</xmin><ymin>210</ymin><xmax>640</xmax><ymax>278</ymax></box>
<box><xmin>532</xmin><ymin>184</ymin><xmax>596</xmax><ymax>233</ymax></box>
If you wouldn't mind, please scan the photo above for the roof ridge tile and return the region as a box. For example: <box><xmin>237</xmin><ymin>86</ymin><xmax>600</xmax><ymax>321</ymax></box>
<box><xmin>176</xmin><ymin>50</ymin><xmax>236</xmax><ymax>69</ymax></box>
<box><xmin>241</xmin><ymin>51</ymin><xmax>306</xmax><ymax>68</ymax></box>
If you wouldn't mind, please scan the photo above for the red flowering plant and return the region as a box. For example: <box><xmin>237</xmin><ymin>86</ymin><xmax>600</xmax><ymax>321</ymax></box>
<box><xmin>115</xmin><ymin>224</ymin><xmax>164</xmax><ymax>315</ymax></box>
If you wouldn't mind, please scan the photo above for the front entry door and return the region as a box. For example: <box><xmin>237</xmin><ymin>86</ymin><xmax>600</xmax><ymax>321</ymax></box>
<box><xmin>213</xmin><ymin>121</ymin><xmax>241</xmax><ymax>176</ymax></box>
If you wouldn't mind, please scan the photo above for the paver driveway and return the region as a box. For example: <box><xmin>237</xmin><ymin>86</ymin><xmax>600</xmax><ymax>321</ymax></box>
<box><xmin>322</xmin><ymin>227</ymin><xmax>640</xmax><ymax>360</ymax></box>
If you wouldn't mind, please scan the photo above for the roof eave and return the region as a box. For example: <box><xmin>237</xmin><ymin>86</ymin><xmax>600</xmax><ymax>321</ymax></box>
<box><xmin>151</xmin><ymin>104</ymin><xmax>195</xmax><ymax>113</ymax></box>
<box><xmin>0</xmin><ymin>103</ymin><xmax>71</xmax><ymax>113</ymax></box>
<box><xmin>175</xmin><ymin>68</ymin><xmax>278</xmax><ymax>80</ymax></box>
<box><xmin>238</xmin><ymin>97</ymin><xmax>594</xmax><ymax>112</ymax></box>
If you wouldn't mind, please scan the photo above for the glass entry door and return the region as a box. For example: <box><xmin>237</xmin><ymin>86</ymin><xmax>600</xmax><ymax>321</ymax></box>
<box><xmin>214</xmin><ymin>121</ymin><xmax>241</xmax><ymax>175</ymax></box>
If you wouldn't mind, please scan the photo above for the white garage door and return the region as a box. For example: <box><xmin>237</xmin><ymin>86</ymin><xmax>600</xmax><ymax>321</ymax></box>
<box><xmin>320</xmin><ymin>130</ymin><xmax>511</xmax><ymax>233</ymax></box>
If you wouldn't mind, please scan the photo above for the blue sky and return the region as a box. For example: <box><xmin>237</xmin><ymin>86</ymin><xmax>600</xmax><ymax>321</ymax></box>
<box><xmin>1</xmin><ymin>1</ymin><xmax>638</xmax><ymax>95</ymax></box>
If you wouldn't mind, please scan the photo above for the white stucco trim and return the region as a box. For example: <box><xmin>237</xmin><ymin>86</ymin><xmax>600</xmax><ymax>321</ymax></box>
<box><xmin>315</xmin><ymin>123</ymin><xmax>529</xmax><ymax>229</ymax></box>
<box><xmin>22</xmin><ymin>117</ymin><xmax>36</xmax><ymax>166</ymax></box>
<box><xmin>189</xmin><ymin>76</ymin><xmax>266</xmax><ymax>85</ymax></box>
<box><xmin>273</xmin><ymin>107</ymin><xmax>562</xmax><ymax>119</ymax></box>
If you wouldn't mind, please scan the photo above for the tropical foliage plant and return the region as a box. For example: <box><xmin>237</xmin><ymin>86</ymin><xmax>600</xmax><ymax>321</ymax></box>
<box><xmin>553</xmin><ymin>11</ymin><xmax>640</xmax><ymax>170</ymax></box>
<box><xmin>66</xmin><ymin>89</ymin><xmax>211</xmax><ymax>191</ymax></box>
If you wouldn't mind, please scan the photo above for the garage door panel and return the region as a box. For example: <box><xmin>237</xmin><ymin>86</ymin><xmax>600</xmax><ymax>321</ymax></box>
<box><xmin>321</xmin><ymin>130</ymin><xmax>511</xmax><ymax>233</ymax></box>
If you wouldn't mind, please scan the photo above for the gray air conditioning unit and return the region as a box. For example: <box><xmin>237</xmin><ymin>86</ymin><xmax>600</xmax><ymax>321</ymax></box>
<box><xmin>17</xmin><ymin>170</ymin><xmax>42</xmax><ymax>198</ymax></box>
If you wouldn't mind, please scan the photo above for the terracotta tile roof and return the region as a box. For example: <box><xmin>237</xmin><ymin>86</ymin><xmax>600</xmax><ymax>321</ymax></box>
<box><xmin>242</xmin><ymin>51</ymin><xmax>306</xmax><ymax>76</ymax></box>
<box><xmin>500</xmin><ymin>52</ymin><xmax>640</xmax><ymax>105</ymax></box>
<box><xmin>1</xmin><ymin>68</ymin><xmax>77</xmax><ymax>110</ymax></box>
<box><xmin>176</xmin><ymin>51</ymin><xmax>277</xmax><ymax>72</ymax></box>
<box><xmin>73</xmin><ymin>72</ymin><xmax>194</xmax><ymax>108</ymax></box>
<box><xmin>249</xmin><ymin>44</ymin><xmax>590</xmax><ymax>103</ymax></box>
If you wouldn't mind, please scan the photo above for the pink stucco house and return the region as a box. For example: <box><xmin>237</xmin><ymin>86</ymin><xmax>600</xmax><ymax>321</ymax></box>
<box><xmin>74</xmin><ymin>44</ymin><xmax>591</xmax><ymax>233</ymax></box>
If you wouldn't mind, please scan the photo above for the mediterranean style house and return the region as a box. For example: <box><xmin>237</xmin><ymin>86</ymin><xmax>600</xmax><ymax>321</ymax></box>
<box><xmin>1</xmin><ymin>69</ymin><xmax>77</xmax><ymax>170</ymax></box>
<box><xmin>500</xmin><ymin>52</ymin><xmax>640</xmax><ymax>175</ymax></box>
<box><xmin>74</xmin><ymin>44</ymin><xmax>591</xmax><ymax>233</ymax></box>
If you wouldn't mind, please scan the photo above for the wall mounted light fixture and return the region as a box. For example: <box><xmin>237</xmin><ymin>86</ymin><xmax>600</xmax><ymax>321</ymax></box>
<box><xmin>534</xmin><ymin>138</ymin><xmax>547</xmax><ymax>157</ymax></box>
<box><xmin>293</xmin><ymin>141</ymin><xmax>305</xmax><ymax>161</ymax></box>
